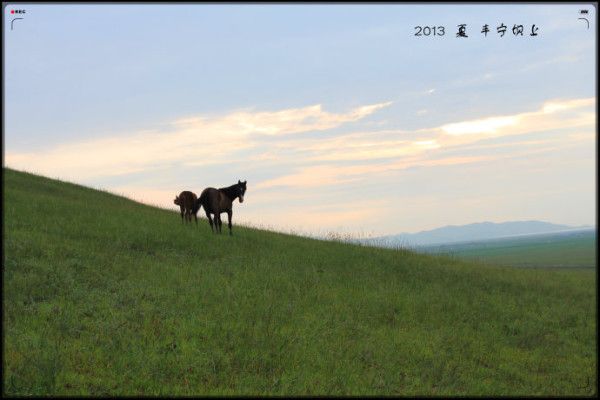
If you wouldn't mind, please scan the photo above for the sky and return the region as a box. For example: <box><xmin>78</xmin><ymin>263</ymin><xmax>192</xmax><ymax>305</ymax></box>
<box><xmin>4</xmin><ymin>3</ymin><xmax>597</xmax><ymax>237</ymax></box>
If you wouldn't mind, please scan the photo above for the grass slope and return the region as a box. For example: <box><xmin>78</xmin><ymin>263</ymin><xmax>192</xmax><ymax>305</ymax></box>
<box><xmin>420</xmin><ymin>231</ymin><xmax>597</xmax><ymax>268</ymax></box>
<box><xmin>3</xmin><ymin>168</ymin><xmax>597</xmax><ymax>396</ymax></box>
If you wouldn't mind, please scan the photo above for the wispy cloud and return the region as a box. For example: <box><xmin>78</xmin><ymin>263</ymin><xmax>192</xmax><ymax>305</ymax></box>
<box><xmin>437</xmin><ymin>97</ymin><xmax>594</xmax><ymax>146</ymax></box>
<box><xmin>254</xmin><ymin>155</ymin><xmax>491</xmax><ymax>190</ymax></box>
<box><xmin>253</xmin><ymin>97</ymin><xmax>595</xmax><ymax>189</ymax></box>
<box><xmin>174</xmin><ymin>102</ymin><xmax>393</xmax><ymax>137</ymax></box>
<box><xmin>441</xmin><ymin>115</ymin><xmax>519</xmax><ymax>136</ymax></box>
<box><xmin>5</xmin><ymin>101</ymin><xmax>393</xmax><ymax>181</ymax></box>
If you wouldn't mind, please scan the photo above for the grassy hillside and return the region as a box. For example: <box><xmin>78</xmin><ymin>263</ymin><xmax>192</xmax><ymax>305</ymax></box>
<box><xmin>3</xmin><ymin>168</ymin><xmax>597</xmax><ymax>396</ymax></box>
<box><xmin>419</xmin><ymin>230</ymin><xmax>597</xmax><ymax>268</ymax></box>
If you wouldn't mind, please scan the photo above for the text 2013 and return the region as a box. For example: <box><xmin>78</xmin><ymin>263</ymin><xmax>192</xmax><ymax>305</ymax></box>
<box><xmin>414</xmin><ymin>26</ymin><xmax>445</xmax><ymax>36</ymax></box>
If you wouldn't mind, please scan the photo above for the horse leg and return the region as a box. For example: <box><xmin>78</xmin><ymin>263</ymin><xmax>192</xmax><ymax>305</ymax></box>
<box><xmin>194</xmin><ymin>212</ymin><xmax>198</xmax><ymax>227</ymax></box>
<box><xmin>180</xmin><ymin>206</ymin><xmax>184</xmax><ymax>224</ymax></box>
<box><xmin>205</xmin><ymin>210</ymin><xmax>214</xmax><ymax>233</ymax></box>
<box><xmin>217</xmin><ymin>213</ymin><xmax>223</xmax><ymax>234</ymax></box>
<box><xmin>227</xmin><ymin>210</ymin><xmax>233</xmax><ymax>235</ymax></box>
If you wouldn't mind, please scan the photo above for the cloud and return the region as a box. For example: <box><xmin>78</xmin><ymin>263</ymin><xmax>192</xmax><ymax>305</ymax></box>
<box><xmin>173</xmin><ymin>101</ymin><xmax>392</xmax><ymax>137</ymax></box>
<box><xmin>439</xmin><ymin>97</ymin><xmax>594</xmax><ymax>139</ymax></box>
<box><xmin>254</xmin><ymin>165</ymin><xmax>361</xmax><ymax>190</ymax></box>
<box><xmin>248</xmin><ymin>96</ymin><xmax>594</xmax><ymax>169</ymax></box>
<box><xmin>245</xmin><ymin>128</ymin><xmax>441</xmax><ymax>164</ymax></box>
<box><xmin>252</xmin><ymin>97</ymin><xmax>595</xmax><ymax>189</ymax></box>
<box><xmin>441</xmin><ymin>115</ymin><xmax>520</xmax><ymax>136</ymax></box>
<box><xmin>254</xmin><ymin>155</ymin><xmax>491</xmax><ymax>190</ymax></box>
<box><xmin>5</xmin><ymin>101</ymin><xmax>392</xmax><ymax>181</ymax></box>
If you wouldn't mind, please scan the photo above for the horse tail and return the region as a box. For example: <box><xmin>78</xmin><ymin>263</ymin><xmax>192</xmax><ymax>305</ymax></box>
<box><xmin>193</xmin><ymin>192</ymin><xmax>205</xmax><ymax>214</ymax></box>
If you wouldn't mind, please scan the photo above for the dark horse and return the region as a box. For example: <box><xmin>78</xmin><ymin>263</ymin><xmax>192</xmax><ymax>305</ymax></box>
<box><xmin>174</xmin><ymin>191</ymin><xmax>199</xmax><ymax>225</ymax></box>
<box><xmin>194</xmin><ymin>180</ymin><xmax>247</xmax><ymax>235</ymax></box>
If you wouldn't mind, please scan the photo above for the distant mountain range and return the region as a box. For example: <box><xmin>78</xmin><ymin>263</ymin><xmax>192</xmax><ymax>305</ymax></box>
<box><xmin>364</xmin><ymin>221</ymin><xmax>594</xmax><ymax>248</ymax></box>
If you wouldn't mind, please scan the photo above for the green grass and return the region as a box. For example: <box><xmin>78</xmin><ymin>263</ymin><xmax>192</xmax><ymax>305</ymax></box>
<box><xmin>421</xmin><ymin>231</ymin><xmax>596</xmax><ymax>268</ymax></box>
<box><xmin>3</xmin><ymin>167</ymin><xmax>597</xmax><ymax>396</ymax></box>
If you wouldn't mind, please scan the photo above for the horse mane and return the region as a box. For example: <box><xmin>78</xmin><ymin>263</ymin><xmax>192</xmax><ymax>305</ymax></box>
<box><xmin>218</xmin><ymin>184</ymin><xmax>239</xmax><ymax>201</ymax></box>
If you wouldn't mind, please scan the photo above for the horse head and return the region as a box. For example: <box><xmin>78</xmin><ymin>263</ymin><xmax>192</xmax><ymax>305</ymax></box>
<box><xmin>237</xmin><ymin>180</ymin><xmax>247</xmax><ymax>203</ymax></box>
<box><xmin>174</xmin><ymin>195</ymin><xmax>180</xmax><ymax>205</ymax></box>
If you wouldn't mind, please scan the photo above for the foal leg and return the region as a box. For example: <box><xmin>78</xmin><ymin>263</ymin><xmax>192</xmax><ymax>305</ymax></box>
<box><xmin>227</xmin><ymin>210</ymin><xmax>233</xmax><ymax>235</ymax></box>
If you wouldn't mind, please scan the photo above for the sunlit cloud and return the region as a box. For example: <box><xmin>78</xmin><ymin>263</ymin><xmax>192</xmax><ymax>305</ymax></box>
<box><xmin>245</xmin><ymin>96</ymin><xmax>594</xmax><ymax>171</ymax></box>
<box><xmin>247</xmin><ymin>129</ymin><xmax>441</xmax><ymax>163</ymax></box>
<box><xmin>439</xmin><ymin>97</ymin><xmax>594</xmax><ymax>138</ymax></box>
<box><xmin>255</xmin><ymin>155</ymin><xmax>491</xmax><ymax>190</ymax></box>
<box><xmin>5</xmin><ymin>101</ymin><xmax>392</xmax><ymax>181</ymax></box>
<box><xmin>251</xmin><ymin>97</ymin><xmax>594</xmax><ymax>190</ymax></box>
<box><xmin>442</xmin><ymin>115</ymin><xmax>520</xmax><ymax>136</ymax></box>
<box><xmin>254</xmin><ymin>165</ymin><xmax>363</xmax><ymax>189</ymax></box>
<box><xmin>414</xmin><ymin>140</ymin><xmax>441</xmax><ymax>149</ymax></box>
<box><xmin>541</xmin><ymin>98</ymin><xmax>593</xmax><ymax>114</ymax></box>
<box><xmin>173</xmin><ymin>101</ymin><xmax>393</xmax><ymax>137</ymax></box>
<box><xmin>8</xmin><ymin>97</ymin><xmax>590</xmax><ymax>189</ymax></box>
